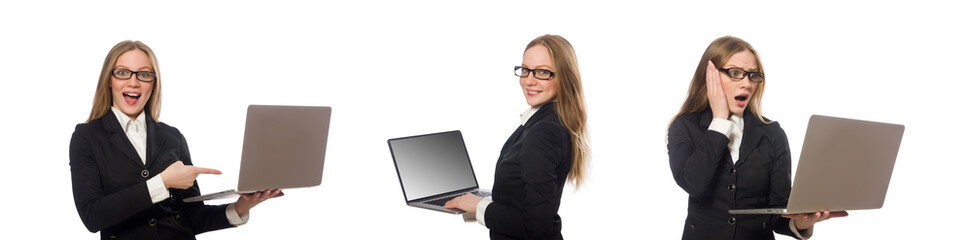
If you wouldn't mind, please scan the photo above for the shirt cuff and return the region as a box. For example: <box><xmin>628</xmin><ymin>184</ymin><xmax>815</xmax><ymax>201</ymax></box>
<box><xmin>475</xmin><ymin>197</ymin><xmax>493</xmax><ymax>227</ymax></box>
<box><xmin>707</xmin><ymin>118</ymin><xmax>733</xmax><ymax>138</ymax></box>
<box><xmin>789</xmin><ymin>218</ymin><xmax>814</xmax><ymax>239</ymax></box>
<box><xmin>146</xmin><ymin>175</ymin><xmax>170</xmax><ymax>204</ymax></box>
<box><xmin>226</xmin><ymin>203</ymin><xmax>250</xmax><ymax>226</ymax></box>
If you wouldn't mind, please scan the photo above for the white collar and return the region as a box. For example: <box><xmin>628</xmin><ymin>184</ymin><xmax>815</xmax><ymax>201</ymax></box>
<box><xmin>110</xmin><ymin>106</ymin><xmax>146</xmax><ymax>133</ymax></box>
<box><xmin>730</xmin><ymin>113</ymin><xmax>744</xmax><ymax>127</ymax></box>
<box><xmin>519</xmin><ymin>106</ymin><xmax>542</xmax><ymax>125</ymax></box>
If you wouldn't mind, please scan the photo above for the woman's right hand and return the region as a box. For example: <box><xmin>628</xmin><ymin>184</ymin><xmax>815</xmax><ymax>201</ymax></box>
<box><xmin>160</xmin><ymin>161</ymin><xmax>222</xmax><ymax>189</ymax></box>
<box><xmin>706</xmin><ymin>60</ymin><xmax>729</xmax><ymax>120</ymax></box>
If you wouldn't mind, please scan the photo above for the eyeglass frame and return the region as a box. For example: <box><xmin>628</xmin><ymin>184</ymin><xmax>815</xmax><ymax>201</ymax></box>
<box><xmin>514</xmin><ymin>66</ymin><xmax>555</xmax><ymax>80</ymax></box>
<box><xmin>111</xmin><ymin>68</ymin><xmax>157</xmax><ymax>82</ymax></box>
<box><xmin>718</xmin><ymin>67</ymin><xmax>764</xmax><ymax>83</ymax></box>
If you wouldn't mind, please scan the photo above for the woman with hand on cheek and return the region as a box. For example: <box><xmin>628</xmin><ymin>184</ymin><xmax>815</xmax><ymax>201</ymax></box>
<box><xmin>445</xmin><ymin>34</ymin><xmax>590</xmax><ymax>240</ymax></box>
<box><xmin>70</xmin><ymin>40</ymin><xmax>283</xmax><ymax>239</ymax></box>
<box><xmin>667</xmin><ymin>36</ymin><xmax>846</xmax><ymax>240</ymax></box>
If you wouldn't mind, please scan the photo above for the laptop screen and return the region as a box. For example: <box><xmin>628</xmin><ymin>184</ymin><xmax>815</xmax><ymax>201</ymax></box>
<box><xmin>389</xmin><ymin>131</ymin><xmax>479</xmax><ymax>202</ymax></box>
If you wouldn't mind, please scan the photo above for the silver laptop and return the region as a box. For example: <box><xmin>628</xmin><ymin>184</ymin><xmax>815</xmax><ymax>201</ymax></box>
<box><xmin>388</xmin><ymin>130</ymin><xmax>490</xmax><ymax>214</ymax></box>
<box><xmin>184</xmin><ymin>105</ymin><xmax>331</xmax><ymax>202</ymax></box>
<box><xmin>729</xmin><ymin>115</ymin><xmax>904</xmax><ymax>214</ymax></box>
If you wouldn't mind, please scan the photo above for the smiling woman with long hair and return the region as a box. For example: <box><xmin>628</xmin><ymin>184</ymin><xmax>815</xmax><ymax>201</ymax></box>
<box><xmin>444</xmin><ymin>34</ymin><xmax>590</xmax><ymax>240</ymax></box>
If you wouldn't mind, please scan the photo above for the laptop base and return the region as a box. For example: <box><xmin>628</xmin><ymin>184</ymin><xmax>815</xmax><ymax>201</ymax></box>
<box><xmin>184</xmin><ymin>189</ymin><xmax>244</xmax><ymax>202</ymax></box>
<box><xmin>407</xmin><ymin>190</ymin><xmax>491</xmax><ymax>214</ymax></box>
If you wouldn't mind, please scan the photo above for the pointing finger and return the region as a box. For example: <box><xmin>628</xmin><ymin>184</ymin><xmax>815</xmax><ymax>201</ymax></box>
<box><xmin>192</xmin><ymin>167</ymin><xmax>223</xmax><ymax>175</ymax></box>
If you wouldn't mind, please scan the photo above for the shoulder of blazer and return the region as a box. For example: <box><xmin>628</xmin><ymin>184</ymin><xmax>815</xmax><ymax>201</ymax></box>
<box><xmin>146</xmin><ymin>117</ymin><xmax>185</xmax><ymax>140</ymax></box>
<box><xmin>744</xmin><ymin>111</ymin><xmax>788</xmax><ymax>147</ymax></box>
<box><xmin>525</xmin><ymin>102</ymin><xmax>564</xmax><ymax>127</ymax></box>
<box><xmin>671</xmin><ymin>110</ymin><xmax>707</xmax><ymax>129</ymax></box>
<box><xmin>74</xmin><ymin>114</ymin><xmax>111</xmax><ymax>135</ymax></box>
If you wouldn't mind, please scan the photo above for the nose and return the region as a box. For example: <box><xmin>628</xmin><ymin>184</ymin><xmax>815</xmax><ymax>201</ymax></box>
<box><xmin>125</xmin><ymin>77</ymin><xmax>141</xmax><ymax>88</ymax></box>
<box><xmin>740</xmin><ymin>75</ymin><xmax>753</xmax><ymax>89</ymax></box>
<box><xmin>523</xmin><ymin>73</ymin><xmax>539</xmax><ymax>86</ymax></box>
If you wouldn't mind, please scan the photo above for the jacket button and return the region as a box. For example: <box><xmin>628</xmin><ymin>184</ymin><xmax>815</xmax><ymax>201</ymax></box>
<box><xmin>727</xmin><ymin>184</ymin><xmax>736</xmax><ymax>192</ymax></box>
<box><xmin>149</xmin><ymin>218</ymin><xmax>157</xmax><ymax>227</ymax></box>
<box><xmin>689</xmin><ymin>224</ymin><xmax>696</xmax><ymax>230</ymax></box>
<box><xmin>141</xmin><ymin>170</ymin><xmax>149</xmax><ymax>178</ymax></box>
<box><xmin>763</xmin><ymin>222</ymin><xmax>769</xmax><ymax>228</ymax></box>
<box><xmin>728</xmin><ymin>217</ymin><xmax>736</xmax><ymax>225</ymax></box>
<box><xmin>729</xmin><ymin>168</ymin><xmax>737</xmax><ymax>175</ymax></box>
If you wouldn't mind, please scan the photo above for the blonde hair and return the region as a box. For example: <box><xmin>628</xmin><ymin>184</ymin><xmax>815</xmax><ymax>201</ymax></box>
<box><xmin>86</xmin><ymin>40</ymin><xmax>162</xmax><ymax>123</ymax></box>
<box><xmin>674</xmin><ymin>36</ymin><xmax>771</xmax><ymax>124</ymax></box>
<box><xmin>525</xmin><ymin>34</ymin><xmax>590</xmax><ymax>188</ymax></box>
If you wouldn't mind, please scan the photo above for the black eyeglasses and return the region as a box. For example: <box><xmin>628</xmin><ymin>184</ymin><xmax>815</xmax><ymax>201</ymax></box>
<box><xmin>112</xmin><ymin>68</ymin><xmax>156</xmax><ymax>82</ymax></box>
<box><xmin>514</xmin><ymin>66</ymin><xmax>555</xmax><ymax>80</ymax></box>
<box><xmin>718</xmin><ymin>67</ymin><xmax>764</xmax><ymax>83</ymax></box>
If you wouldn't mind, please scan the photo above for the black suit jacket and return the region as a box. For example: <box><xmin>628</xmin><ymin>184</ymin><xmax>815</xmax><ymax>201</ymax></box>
<box><xmin>667</xmin><ymin>109</ymin><xmax>799</xmax><ymax>240</ymax></box>
<box><xmin>484</xmin><ymin>103</ymin><xmax>572</xmax><ymax>240</ymax></box>
<box><xmin>70</xmin><ymin>112</ymin><xmax>234</xmax><ymax>240</ymax></box>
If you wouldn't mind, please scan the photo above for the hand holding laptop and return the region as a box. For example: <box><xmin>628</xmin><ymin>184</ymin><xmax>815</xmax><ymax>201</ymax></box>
<box><xmin>235</xmin><ymin>189</ymin><xmax>285</xmax><ymax>216</ymax></box>
<box><xmin>783</xmin><ymin>210</ymin><xmax>849</xmax><ymax>230</ymax></box>
<box><xmin>161</xmin><ymin>161</ymin><xmax>222</xmax><ymax>189</ymax></box>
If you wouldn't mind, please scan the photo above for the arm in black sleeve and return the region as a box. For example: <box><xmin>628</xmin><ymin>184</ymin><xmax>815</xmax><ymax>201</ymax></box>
<box><xmin>70</xmin><ymin>126</ymin><xmax>154</xmax><ymax>232</ymax></box>
<box><xmin>484</xmin><ymin>123</ymin><xmax>567</xmax><ymax>239</ymax></box>
<box><xmin>764</xmin><ymin>124</ymin><xmax>800</xmax><ymax>238</ymax></box>
<box><xmin>667</xmin><ymin>116</ymin><xmax>731</xmax><ymax>197</ymax></box>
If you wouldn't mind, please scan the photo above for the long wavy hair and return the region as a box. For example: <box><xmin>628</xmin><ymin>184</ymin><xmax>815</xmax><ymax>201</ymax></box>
<box><xmin>525</xmin><ymin>34</ymin><xmax>590</xmax><ymax>188</ymax></box>
<box><xmin>86</xmin><ymin>40</ymin><xmax>162</xmax><ymax>123</ymax></box>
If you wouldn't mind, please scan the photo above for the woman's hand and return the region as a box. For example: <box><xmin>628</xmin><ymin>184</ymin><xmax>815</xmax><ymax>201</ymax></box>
<box><xmin>160</xmin><ymin>161</ymin><xmax>222</xmax><ymax>189</ymax></box>
<box><xmin>782</xmin><ymin>210</ymin><xmax>849</xmax><ymax>230</ymax></box>
<box><xmin>444</xmin><ymin>193</ymin><xmax>482</xmax><ymax>213</ymax></box>
<box><xmin>706</xmin><ymin>60</ymin><xmax>730</xmax><ymax>120</ymax></box>
<box><xmin>235</xmin><ymin>189</ymin><xmax>284</xmax><ymax>216</ymax></box>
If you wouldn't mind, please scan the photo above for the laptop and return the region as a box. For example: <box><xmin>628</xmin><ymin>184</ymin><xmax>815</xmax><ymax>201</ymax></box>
<box><xmin>388</xmin><ymin>130</ymin><xmax>491</xmax><ymax>214</ymax></box>
<box><xmin>729</xmin><ymin>115</ymin><xmax>904</xmax><ymax>214</ymax></box>
<box><xmin>184</xmin><ymin>105</ymin><xmax>331</xmax><ymax>202</ymax></box>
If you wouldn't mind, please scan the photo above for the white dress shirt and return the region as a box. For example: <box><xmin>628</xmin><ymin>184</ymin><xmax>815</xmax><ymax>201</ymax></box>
<box><xmin>708</xmin><ymin>114</ymin><xmax>812</xmax><ymax>239</ymax></box>
<box><xmin>110</xmin><ymin>107</ymin><xmax>248</xmax><ymax>226</ymax></box>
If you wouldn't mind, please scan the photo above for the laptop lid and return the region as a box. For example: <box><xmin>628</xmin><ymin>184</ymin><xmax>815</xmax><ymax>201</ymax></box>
<box><xmin>785</xmin><ymin>115</ymin><xmax>905</xmax><ymax>213</ymax></box>
<box><xmin>388</xmin><ymin>130</ymin><xmax>480</xmax><ymax>203</ymax></box>
<box><xmin>237</xmin><ymin>105</ymin><xmax>331</xmax><ymax>192</ymax></box>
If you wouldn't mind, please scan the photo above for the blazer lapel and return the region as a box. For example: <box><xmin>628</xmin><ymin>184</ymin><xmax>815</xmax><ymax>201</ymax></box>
<box><xmin>103</xmin><ymin>112</ymin><xmax>145</xmax><ymax>168</ymax></box>
<box><xmin>145</xmin><ymin>116</ymin><xmax>167</xmax><ymax>168</ymax></box>
<box><xmin>735</xmin><ymin>111</ymin><xmax>765</xmax><ymax>167</ymax></box>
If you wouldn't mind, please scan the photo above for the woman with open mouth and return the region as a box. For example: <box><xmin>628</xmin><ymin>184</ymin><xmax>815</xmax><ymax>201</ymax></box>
<box><xmin>666</xmin><ymin>36</ymin><xmax>846</xmax><ymax>240</ymax></box>
<box><xmin>69</xmin><ymin>40</ymin><xmax>282</xmax><ymax>239</ymax></box>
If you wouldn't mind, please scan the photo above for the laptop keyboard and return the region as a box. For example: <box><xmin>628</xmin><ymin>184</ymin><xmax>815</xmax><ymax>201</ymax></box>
<box><xmin>425</xmin><ymin>197</ymin><xmax>452</xmax><ymax>207</ymax></box>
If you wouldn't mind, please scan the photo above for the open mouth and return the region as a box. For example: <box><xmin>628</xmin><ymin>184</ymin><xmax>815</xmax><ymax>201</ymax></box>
<box><xmin>734</xmin><ymin>93</ymin><xmax>750</xmax><ymax>107</ymax></box>
<box><xmin>123</xmin><ymin>92</ymin><xmax>142</xmax><ymax>105</ymax></box>
<box><xmin>526</xmin><ymin>89</ymin><xmax>542</xmax><ymax>96</ymax></box>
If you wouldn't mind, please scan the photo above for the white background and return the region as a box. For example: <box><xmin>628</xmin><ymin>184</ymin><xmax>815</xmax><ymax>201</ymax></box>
<box><xmin>1</xmin><ymin>1</ymin><xmax>969</xmax><ymax>239</ymax></box>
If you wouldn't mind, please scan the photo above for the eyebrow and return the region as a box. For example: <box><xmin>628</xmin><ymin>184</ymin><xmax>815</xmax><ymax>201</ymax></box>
<box><xmin>522</xmin><ymin>64</ymin><xmax>554</xmax><ymax>70</ymax></box>
<box><xmin>114</xmin><ymin>65</ymin><xmax>154</xmax><ymax>71</ymax></box>
<box><xmin>724</xmin><ymin>65</ymin><xmax>758</xmax><ymax>72</ymax></box>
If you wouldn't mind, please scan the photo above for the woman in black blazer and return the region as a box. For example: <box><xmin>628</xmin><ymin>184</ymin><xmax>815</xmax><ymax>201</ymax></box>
<box><xmin>70</xmin><ymin>40</ymin><xmax>282</xmax><ymax>239</ymax></box>
<box><xmin>445</xmin><ymin>34</ymin><xmax>590</xmax><ymax>240</ymax></box>
<box><xmin>667</xmin><ymin>36</ymin><xmax>846</xmax><ymax>240</ymax></box>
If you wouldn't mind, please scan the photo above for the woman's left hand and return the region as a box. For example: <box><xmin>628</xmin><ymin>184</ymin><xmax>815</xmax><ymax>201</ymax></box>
<box><xmin>235</xmin><ymin>189</ymin><xmax>284</xmax><ymax>216</ymax></box>
<box><xmin>782</xmin><ymin>210</ymin><xmax>849</xmax><ymax>230</ymax></box>
<box><xmin>444</xmin><ymin>193</ymin><xmax>482</xmax><ymax>213</ymax></box>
